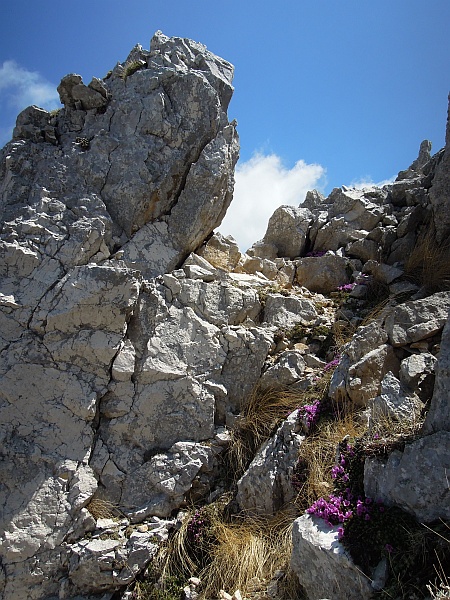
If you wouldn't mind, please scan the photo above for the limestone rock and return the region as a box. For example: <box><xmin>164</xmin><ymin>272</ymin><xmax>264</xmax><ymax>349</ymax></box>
<box><xmin>295</xmin><ymin>252</ymin><xmax>351</xmax><ymax>294</ymax></box>
<box><xmin>236</xmin><ymin>411</ymin><xmax>304</xmax><ymax>514</ymax></box>
<box><xmin>120</xmin><ymin>442</ymin><xmax>215</xmax><ymax>520</ymax></box>
<box><xmin>260</xmin><ymin>205</ymin><xmax>313</xmax><ymax>259</ymax></box>
<box><xmin>346</xmin><ymin>344</ymin><xmax>400</xmax><ymax>407</ymax></box>
<box><xmin>263</xmin><ymin>293</ymin><xmax>317</xmax><ymax>328</ymax></box>
<box><xmin>197</xmin><ymin>232</ymin><xmax>243</xmax><ymax>271</ymax></box>
<box><xmin>291</xmin><ymin>514</ymin><xmax>373</xmax><ymax>600</ymax></box>
<box><xmin>429</xmin><ymin>95</ymin><xmax>450</xmax><ymax>242</ymax></box>
<box><xmin>329</xmin><ymin>322</ymin><xmax>400</xmax><ymax>406</ymax></box>
<box><xmin>384</xmin><ymin>291</ymin><xmax>450</xmax><ymax>346</ymax></box>
<box><xmin>369</xmin><ymin>371</ymin><xmax>423</xmax><ymax>425</ymax></box>
<box><xmin>364</xmin><ymin>431</ymin><xmax>450</xmax><ymax>522</ymax></box>
<box><xmin>423</xmin><ymin>314</ymin><xmax>450</xmax><ymax>433</ymax></box>
<box><xmin>0</xmin><ymin>31</ymin><xmax>244</xmax><ymax>599</ymax></box>
<box><xmin>260</xmin><ymin>351</ymin><xmax>306</xmax><ymax>390</ymax></box>
<box><xmin>396</xmin><ymin>139</ymin><xmax>432</xmax><ymax>180</ymax></box>
<box><xmin>399</xmin><ymin>352</ymin><xmax>437</xmax><ymax>402</ymax></box>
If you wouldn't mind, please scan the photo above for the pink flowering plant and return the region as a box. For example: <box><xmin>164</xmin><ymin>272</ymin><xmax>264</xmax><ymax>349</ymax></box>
<box><xmin>297</xmin><ymin>399</ymin><xmax>321</xmax><ymax>432</ymax></box>
<box><xmin>306</xmin><ymin>436</ymin><xmax>420</xmax><ymax>578</ymax></box>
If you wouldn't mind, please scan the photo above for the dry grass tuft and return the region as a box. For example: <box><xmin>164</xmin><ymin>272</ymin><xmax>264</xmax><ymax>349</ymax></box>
<box><xmin>158</xmin><ymin>501</ymin><xmax>301</xmax><ymax>600</ymax></box>
<box><xmin>293</xmin><ymin>407</ymin><xmax>367</xmax><ymax>511</ymax></box>
<box><xmin>225</xmin><ymin>386</ymin><xmax>302</xmax><ymax>482</ymax></box>
<box><xmin>405</xmin><ymin>222</ymin><xmax>450</xmax><ymax>293</ymax></box>
<box><xmin>200</xmin><ymin>513</ymin><xmax>294</xmax><ymax>598</ymax></box>
<box><xmin>86</xmin><ymin>497</ymin><xmax>123</xmax><ymax>520</ymax></box>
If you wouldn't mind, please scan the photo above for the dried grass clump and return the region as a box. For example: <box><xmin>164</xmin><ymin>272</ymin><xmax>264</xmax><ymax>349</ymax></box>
<box><xmin>86</xmin><ymin>497</ymin><xmax>122</xmax><ymax>520</ymax></box>
<box><xmin>363</xmin><ymin>411</ymin><xmax>424</xmax><ymax>459</ymax></box>
<box><xmin>225</xmin><ymin>386</ymin><xmax>302</xmax><ymax>482</ymax></box>
<box><xmin>200</xmin><ymin>513</ymin><xmax>296</xmax><ymax>599</ymax></box>
<box><xmin>405</xmin><ymin>222</ymin><xmax>450</xmax><ymax>292</ymax></box>
<box><xmin>293</xmin><ymin>407</ymin><xmax>367</xmax><ymax>511</ymax></box>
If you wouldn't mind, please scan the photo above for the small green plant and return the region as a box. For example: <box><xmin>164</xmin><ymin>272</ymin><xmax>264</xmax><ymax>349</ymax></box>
<box><xmin>122</xmin><ymin>59</ymin><xmax>146</xmax><ymax>80</ymax></box>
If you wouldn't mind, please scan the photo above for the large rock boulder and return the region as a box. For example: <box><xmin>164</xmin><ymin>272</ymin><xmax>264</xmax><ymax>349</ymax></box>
<box><xmin>0</xmin><ymin>32</ymin><xmax>246</xmax><ymax>600</ymax></box>
<box><xmin>2</xmin><ymin>31</ymin><xmax>239</xmax><ymax>280</ymax></box>
<box><xmin>429</xmin><ymin>94</ymin><xmax>450</xmax><ymax>243</ymax></box>
<box><xmin>256</xmin><ymin>205</ymin><xmax>313</xmax><ymax>259</ymax></box>
<box><xmin>291</xmin><ymin>515</ymin><xmax>374</xmax><ymax>600</ymax></box>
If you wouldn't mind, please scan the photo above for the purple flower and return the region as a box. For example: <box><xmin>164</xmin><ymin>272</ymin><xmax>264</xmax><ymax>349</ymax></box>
<box><xmin>324</xmin><ymin>356</ymin><xmax>341</xmax><ymax>372</ymax></box>
<box><xmin>385</xmin><ymin>544</ymin><xmax>394</xmax><ymax>553</ymax></box>
<box><xmin>337</xmin><ymin>283</ymin><xmax>356</xmax><ymax>292</ymax></box>
<box><xmin>298</xmin><ymin>400</ymin><xmax>321</xmax><ymax>429</ymax></box>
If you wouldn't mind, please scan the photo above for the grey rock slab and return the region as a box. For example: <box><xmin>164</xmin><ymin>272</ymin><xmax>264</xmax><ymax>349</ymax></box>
<box><xmin>259</xmin><ymin>351</ymin><xmax>306</xmax><ymax>390</ymax></box>
<box><xmin>295</xmin><ymin>252</ymin><xmax>351</xmax><ymax>294</ymax></box>
<box><xmin>364</xmin><ymin>431</ymin><xmax>450</xmax><ymax>522</ymax></box>
<box><xmin>291</xmin><ymin>514</ymin><xmax>373</xmax><ymax>600</ymax></box>
<box><xmin>430</xmin><ymin>95</ymin><xmax>450</xmax><ymax>243</ymax></box>
<box><xmin>384</xmin><ymin>291</ymin><xmax>450</xmax><ymax>346</ymax></box>
<box><xmin>423</xmin><ymin>314</ymin><xmax>450</xmax><ymax>433</ymax></box>
<box><xmin>313</xmin><ymin>217</ymin><xmax>368</xmax><ymax>253</ymax></box>
<box><xmin>327</xmin><ymin>187</ymin><xmax>385</xmax><ymax>230</ymax></box>
<box><xmin>260</xmin><ymin>205</ymin><xmax>313</xmax><ymax>259</ymax></box>
<box><xmin>347</xmin><ymin>344</ymin><xmax>400</xmax><ymax>407</ymax></box>
<box><xmin>263</xmin><ymin>293</ymin><xmax>317</xmax><ymax>328</ymax></box>
<box><xmin>197</xmin><ymin>232</ymin><xmax>243</xmax><ymax>271</ymax></box>
<box><xmin>369</xmin><ymin>371</ymin><xmax>423</xmax><ymax>425</ymax></box>
<box><xmin>236</xmin><ymin>411</ymin><xmax>304</xmax><ymax>515</ymax></box>
<box><xmin>120</xmin><ymin>442</ymin><xmax>214</xmax><ymax>519</ymax></box>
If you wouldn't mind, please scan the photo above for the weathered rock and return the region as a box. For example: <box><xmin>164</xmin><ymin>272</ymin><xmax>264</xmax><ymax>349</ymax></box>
<box><xmin>399</xmin><ymin>352</ymin><xmax>437</xmax><ymax>402</ymax></box>
<box><xmin>423</xmin><ymin>314</ymin><xmax>450</xmax><ymax>433</ymax></box>
<box><xmin>0</xmin><ymin>31</ymin><xmax>243</xmax><ymax>599</ymax></box>
<box><xmin>384</xmin><ymin>291</ymin><xmax>450</xmax><ymax>346</ymax></box>
<box><xmin>263</xmin><ymin>293</ymin><xmax>317</xmax><ymax>328</ymax></box>
<box><xmin>260</xmin><ymin>351</ymin><xmax>306</xmax><ymax>390</ymax></box>
<box><xmin>429</xmin><ymin>95</ymin><xmax>450</xmax><ymax>242</ymax></box>
<box><xmin>291</xmin><ymin>515</ymin><xmax>374</xmax><ymax>600</ymax></box>
<box><xmin>369</xmin><ymin>371</ymin><xmax>423</xmax><ymax>425</ymax></box>
<box><xmin>260</xmin><ymin>205</ymin><xmax>313</xmax><ymax>259</ymax></box>
<box><xmin>295</xmin><ymin>252</ymin><xmax>351</xmax><ymax>294</ymax></box>
<box><xmin>197</xmin><ymin>232</ymin><xmax>243</xmax><ymax>271</ymax></box>
<box><xmin>397</xmin><ymin>140</ymin><xmax>432</xmax><ymax>181</ymax></box>
<box><xmin>327</xmin><ymin>187</ymin><xmax>385</xmax><ymax>229</ymax></box>
<box><xmin>313</xmin><ymin>217</ymin><xmax>367</xmax><ymax>252</ymax></box>
<box><xmin>363</xmin><ymin>260</ymin><xmax>403</xmax><ymax>285</ymax></box>
<box><xmin>329</xmin><ymin>322</ymin><xmax>399</xmax><ymax>406</ymax></box>
<box><xmin>120</xmin><ymin>442</ymin><xmax>214</xmax><ymax>520</ymax></box>
<box><xmin>364</xmin><ymin>431</ymin><xmax>450</xmax><ymax>522</ymax></box>
<box><xmin>236</xmin><ymin>411</ymin><xmax>304</xmax><ymax>514</ymax></box>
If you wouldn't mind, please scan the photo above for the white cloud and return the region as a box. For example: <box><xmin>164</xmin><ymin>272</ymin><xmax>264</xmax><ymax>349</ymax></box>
<box><xmin>0</xmin><ymin>60</ymin><xmax>60</xmax><ymax>146</ymax></box>
<box><xmin>219</xmin><ymin>153</ymin><xmax>326</xmax><ymax>252</ymax></box>
<box><xmin>0</xmin><ymin>60</ymin><xmax>60</xmax><ymax>111</ymax></box>
<box><xmin>349</xmin><ymin>175</ymin><xmax>395</xmax><ymax>189</ymax></box>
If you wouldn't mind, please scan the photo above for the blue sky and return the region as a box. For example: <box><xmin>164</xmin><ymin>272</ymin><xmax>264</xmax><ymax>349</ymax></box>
<box><xmin>1</xmin><ymin>0</ymin><xmax>449</xmax><ymax>249</ymax></box>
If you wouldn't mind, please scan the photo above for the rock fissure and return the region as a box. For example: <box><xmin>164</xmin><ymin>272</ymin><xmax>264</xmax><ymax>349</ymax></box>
<box><xmin>1</xmin><ymin>31</ymin><xmax>450</xmax><ymax>600</ymax></box>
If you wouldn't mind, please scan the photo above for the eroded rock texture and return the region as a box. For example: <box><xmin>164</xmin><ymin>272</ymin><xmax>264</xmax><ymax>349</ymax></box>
<box><xmin>2</xmin><ymin>29</ymin><xmax>450</xmax><ymax>600</ymax></box>
<box><xmin>0</xmin><ymin>31</ymin><xmax>241</xmax><ymax>600</ymax></box>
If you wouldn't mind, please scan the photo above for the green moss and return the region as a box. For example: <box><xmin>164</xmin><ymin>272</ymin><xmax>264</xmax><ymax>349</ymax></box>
<box><xmin>122</xmin><ymin>60</ymin><xmax>146</xmax><ymax>80</ymax></box>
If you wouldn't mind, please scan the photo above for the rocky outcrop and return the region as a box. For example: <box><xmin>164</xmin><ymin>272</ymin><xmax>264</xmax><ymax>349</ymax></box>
<box><xmin>429</xmin><ymin>93</ymin><xmax>450</xmax><ymax>243</ymax></box>
<box><xmin>2</xmin><ymin>29</ymin><xmax>450</xmax><ymax>600</ymax></box>
<box><xmin>0</xmin><ymin>32</ymin><xmax>241</xmax><ymax>600</ymax></box>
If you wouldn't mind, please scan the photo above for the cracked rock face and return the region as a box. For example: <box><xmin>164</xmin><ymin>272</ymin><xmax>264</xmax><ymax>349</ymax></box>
<box><xmin>0</xmin><ymin>32</ymin><xmax>241</xmax><ymax>600</ymax></box>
